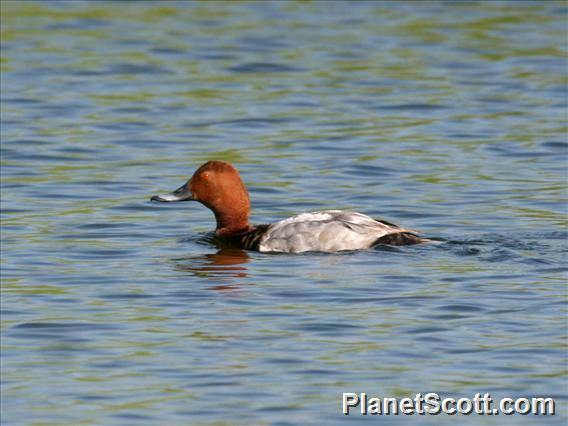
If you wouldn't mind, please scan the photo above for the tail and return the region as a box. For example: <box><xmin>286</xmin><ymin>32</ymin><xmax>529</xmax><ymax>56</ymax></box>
<box><xmin>373</xmin><ymin>232</ymin><xmax>433</xmax><ymax>246</ymax></box>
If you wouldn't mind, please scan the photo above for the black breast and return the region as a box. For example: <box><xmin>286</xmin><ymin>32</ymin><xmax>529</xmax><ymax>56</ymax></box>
<box><xmin>220</xmin><ymin>225</ymin><xmax>270</xmax><ymax>251</ymax></box>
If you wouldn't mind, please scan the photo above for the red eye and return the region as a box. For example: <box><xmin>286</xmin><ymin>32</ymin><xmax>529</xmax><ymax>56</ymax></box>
<box><xmin>202</xmin><ymin>172</ymin><xmax>209</xmax><ymax>180</ymax></box>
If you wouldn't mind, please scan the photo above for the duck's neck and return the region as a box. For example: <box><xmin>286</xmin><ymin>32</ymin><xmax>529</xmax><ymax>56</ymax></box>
<box><xmin>214</xmin><ymin>209</ymin><xmax>252</xmax><ymax>237</ymax></box>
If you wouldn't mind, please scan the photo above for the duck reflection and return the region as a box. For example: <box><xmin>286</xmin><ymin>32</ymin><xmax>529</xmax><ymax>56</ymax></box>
<box><xmin>172</xmin><ymin>248</ymin><xmax>250</xmax><ymax>280</ymax></box>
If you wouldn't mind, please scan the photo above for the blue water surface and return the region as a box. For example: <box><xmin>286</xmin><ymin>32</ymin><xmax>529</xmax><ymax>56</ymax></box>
<box><xmin>1</xmin><ymin>1</ymin><xmax>567</xmax><ymax>425</ymax></box>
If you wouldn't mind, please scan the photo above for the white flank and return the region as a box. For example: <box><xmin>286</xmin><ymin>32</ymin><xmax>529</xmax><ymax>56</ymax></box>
<box><xmin>258</xmin><ymin>210</ymin><xmax>416</xmax><ymax>253</ymax></box>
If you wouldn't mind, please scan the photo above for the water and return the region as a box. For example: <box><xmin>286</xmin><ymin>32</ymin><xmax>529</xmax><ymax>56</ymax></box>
<box><xmin>1</xmin><ymin>1</ymin><xmax>566</xmax><ymax>425</ymax></box>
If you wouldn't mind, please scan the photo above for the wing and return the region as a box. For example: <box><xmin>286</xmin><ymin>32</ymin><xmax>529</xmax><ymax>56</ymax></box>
<box><xmin>258</xmin><ymin>210</ymin><xmax>419</xmax><ymax>253</ymax></box>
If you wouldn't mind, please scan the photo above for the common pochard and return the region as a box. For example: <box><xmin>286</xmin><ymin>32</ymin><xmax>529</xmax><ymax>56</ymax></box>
<box><xmin>151</xmin><ymin>161</ymin><xmax>430</xmax><ymax>253</ymax></box>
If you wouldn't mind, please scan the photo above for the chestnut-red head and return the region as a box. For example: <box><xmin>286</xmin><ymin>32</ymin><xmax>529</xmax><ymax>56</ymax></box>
<box><xmin>151</xmin><ymin>161</ymin><xmax>252</xmax><ymax>236</ymax></box>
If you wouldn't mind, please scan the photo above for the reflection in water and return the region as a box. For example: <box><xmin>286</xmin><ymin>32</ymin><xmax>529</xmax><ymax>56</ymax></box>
<box><xmin>172</xmin><ymin>248</ymin><xmax>250</xmax><ymax>283</ymax></box>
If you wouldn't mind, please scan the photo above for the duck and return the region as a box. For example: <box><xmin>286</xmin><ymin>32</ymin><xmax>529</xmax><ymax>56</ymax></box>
<box><xmin>151</xmin><ymin>160</ymin><xmax>430</xmax><ymax>253</ymax></box>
